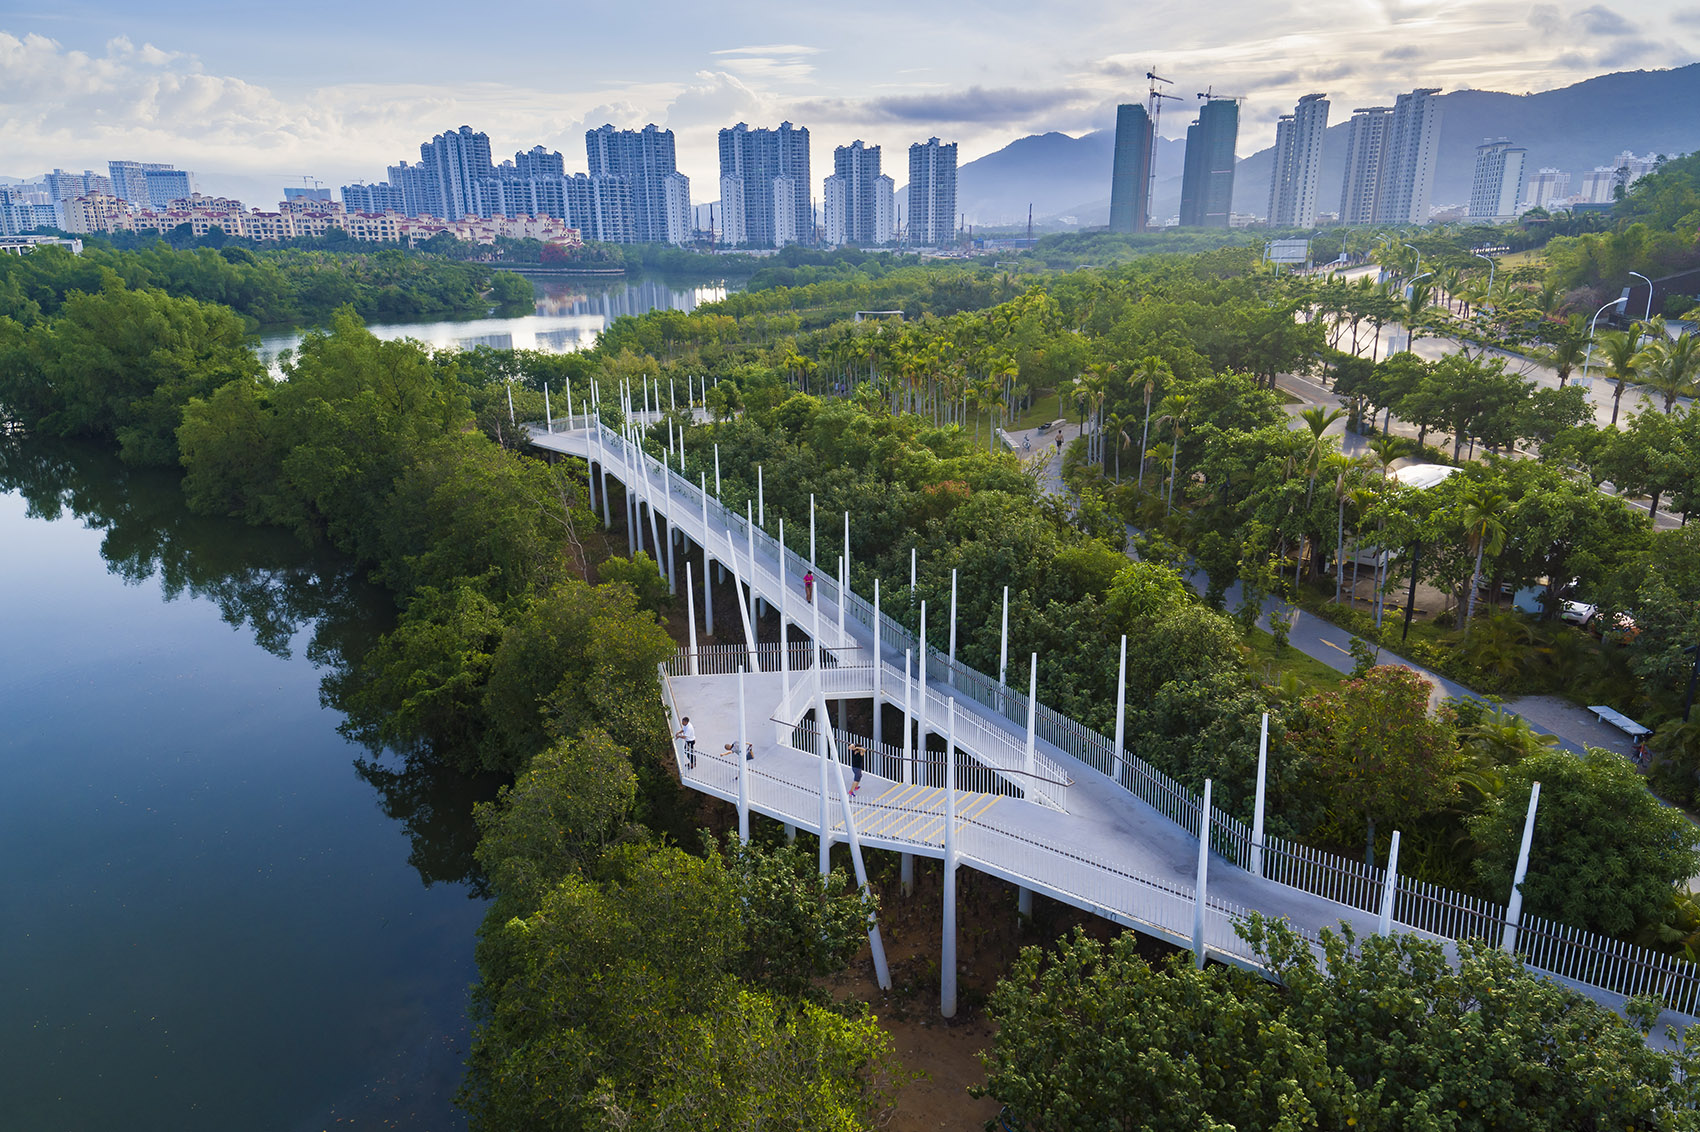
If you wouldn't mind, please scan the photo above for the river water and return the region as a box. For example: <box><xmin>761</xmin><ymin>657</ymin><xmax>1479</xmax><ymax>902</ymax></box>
<box><xmin>0</xmin><ymin>439</ymin><xmax>498</xmax><ymax>1130</ymax></box>
<box><xmin>257</xmin><ymin>273</ymin><xmax>729</xmax><ymax>366</ymax></box>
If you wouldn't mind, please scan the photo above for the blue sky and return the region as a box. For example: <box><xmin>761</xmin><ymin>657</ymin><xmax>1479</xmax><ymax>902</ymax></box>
<box><xmin>4</xmin><ymin>0</ymin><xmax>1696</xmax><ymax>206</ymax></box>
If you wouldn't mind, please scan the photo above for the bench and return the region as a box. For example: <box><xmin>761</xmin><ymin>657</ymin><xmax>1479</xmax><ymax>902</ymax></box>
<box><xmin>1588</xmin><ymin>704</ymin><xmax>1651</xmax><ymax>738</ymax></box>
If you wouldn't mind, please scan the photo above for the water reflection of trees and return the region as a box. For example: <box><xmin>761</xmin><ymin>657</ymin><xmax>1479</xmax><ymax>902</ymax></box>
<box><xmin>0</xmin><ymin>434</ymin><xmax>495</xmax><ymax>895</ymax></box>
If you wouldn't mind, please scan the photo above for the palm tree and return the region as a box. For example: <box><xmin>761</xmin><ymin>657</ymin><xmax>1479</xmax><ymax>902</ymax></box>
<box><xmin>1542</xmin><ymin>314</ymin><xmax>1589</xmax><ymax>387</ymax></box>
<box><xmin>1365</xmin><ymin>434</ymin><xmax>1408</xmax><ymax>479</ymax></box>
<box><xmin>1154</xmin><ymin>393</ymin><xmax>1193</xmax><ymax>514</ymax></box>
<box><xmin>1635</xmin><ymin>331</ymin><xmax>1700</xmax><ymax>413</ymax></box>
<box><xmin>1595</xmin><ymin>329</ymin><xmax>1640</xmax><ymax>425</ymax></box>
<box><xmin>1134</xmin><ymin>356</ymin><xmax>1165</xmax><ymax>492</ymax></box>
<box><xmin>1460</xmin><ymin>485</ymin><xmax>1511</xmax><ymax>636</ymax></box>
<box><xmin>1398</xmin><ymin>281</ymin><xmax>1434</xmax><ymax>353</ymax></box>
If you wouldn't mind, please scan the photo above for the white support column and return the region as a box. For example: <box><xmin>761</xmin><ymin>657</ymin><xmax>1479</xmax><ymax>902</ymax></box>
<box><xmin>544</xmin><ymin>382</ymin><xmax>552</xmax><ymax>433</ymax></box>
<box><xmin>1377</xmin><ymin>830</ymin><xmax>1402</xmax><ymax>936</ymax></box>
<box><xmin>1193</xmin><ymin>778</ymin><xmax>1213</xmax><ymax>970</ymax></box>
<box><xmin>714</xmin><ymin>444</ymin><xmax>721</xmax><ymax>496</ymax></box>
<box><xmin>644</xmin><ymin>460</ymin><xmax>665</xmax><ymax>584</ymax></box>
<box><xmin>1501</xmin><ymin>781</ymin><xmax>1542</xmax><ymax>954</ymax></box>
<box><xmin>685</xmin><ymin>563</ymin><xmax>699</xmax><ymax>675</ymax></box>
<box><xmin>910</xmin><ymin>547</ymin><xmax>917</xmax><ymax>607</ymax></box>
<box><xmin>757</xmin><ymin>465</ymin><xmax>765</xmax><ymax>528</ymax></box>
<box><xmin>837</xmin><ymin>553</ymin><xmax>847</xmax><ymax>644</ymax></box>
<box><xmin>724</xmin><ymin>528</ymin><xmax>759</xmax><ymax>674</ymax></box>
<box><xmin>700</xmin><ymin>473</ymin><xmax>714</xmax><ymax>638</ymax></box>
<box><xmin>596</xmin><ymin>414</ymin><xmax>611</xmax><ymax>528</ymax></box>
<box><xmin>1251</xmin><ymin>713</ymin><xmax>1269</xmax><ymax>878</ymax></box>
<box><xmin>947</xmin><ymin>569</ymin><xmax>958</xmax><ymax>686</ymax></box>
<box><xmin>843</xmin><ymin>510</ymin><xmax>851</xmax><ymax>603</ymax></box>
<box><xmin>736</xmin><ymin>670</ymin><xmax>750</xmax><ymax>843</ymax></box>
<box><xmin>669</xmin><ymin>376</ymin><xmax>676</xmax><ymax>412</ymax></box>
<box><xmin>942</xmin><ymin>700</ymin><xmax>959</xmax><ymax>1019</ymax></box>
<box><xmin>997</xmin><ymin>586</ymin><xmax>1009</xmax><ymax>713</ymax></box>
<box><xmin>815</xmin><ymin>581</ymin><xmax>831</xmax><ymax>875</ymax></box>
<box><xmin>900</xmin><ymin>645</ymin><xmax>915</xmax><ymax>897</ymax></box>
<box><xmin>918</xmin><ymin>602</ymin><xmax>928</xmax><ymax>718</ymax></box>
<box><xmin>1024</xmin><ymin>653</ymin><xmax>1038</xmax><ymax>781</ymax></box>
<box><xmin>809</xmin><ymin>495</ymin><xmax>817</xmax><ymax>571</ymax></box>
<box><xmin>1018</xmin><ymin>887</ymin><xmax>1032</xmax><ymax>917</ymax></box>
<box><xmin>625</xmin><ymin>446</ymin><xmax>637</xmax><ymax>556</ymax></box>
<box><xmin>1112</xmin><ymin>635</ymin><xmax>1127</xmax><ymax>784</ymax></box>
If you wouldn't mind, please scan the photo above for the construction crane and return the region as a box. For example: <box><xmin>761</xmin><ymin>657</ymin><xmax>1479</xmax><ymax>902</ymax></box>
<box><xmin>1144</xmin><ymin>71</ymin><xmax>1185</xmax><ymax>228</ymax></box>
<box><xmin>1195</xmin><ymin>87</ymin><xmax>1247</xmax><ymax>103</ymax></box>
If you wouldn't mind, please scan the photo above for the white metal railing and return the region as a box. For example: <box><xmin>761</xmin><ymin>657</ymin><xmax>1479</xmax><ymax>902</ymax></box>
<box><xmin>570</xmin><ymin>423</ymin><xmax>1700</xmax><ymax>1019</ymax></box>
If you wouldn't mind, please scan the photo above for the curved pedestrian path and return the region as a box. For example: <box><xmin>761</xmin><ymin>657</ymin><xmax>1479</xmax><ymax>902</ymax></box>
<box><xmin>529</xmin><ymin>410</ymin><xmax>1700</xmax><ymax>1033</ymax></box>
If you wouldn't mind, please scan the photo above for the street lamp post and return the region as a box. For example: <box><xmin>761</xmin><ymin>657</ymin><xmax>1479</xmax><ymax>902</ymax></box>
<box><xmin>1580</xmin><ymin>296</ymin><xmax>1630</xmax><ymax>382</ymax></box>
<box><xmin>1473</xmin><ymin>252</ymin><xmax>1495</xmax><ymax>311</ymax></box>
<box><xmin>1629</xmin><ymin>270</ymin><xmax>1653</xmax><ymax>325</ymax></box>
<box><xmin>1402</xmin><ymin>242</ymin><xmax>1422</xmax><ymax>280</ymax></box>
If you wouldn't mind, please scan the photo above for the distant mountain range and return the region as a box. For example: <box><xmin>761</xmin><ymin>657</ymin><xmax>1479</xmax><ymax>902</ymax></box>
<box><xmin>957</xmin><ymin>63</ymin><xmax>1700</xmax><ymax>230</ymax></box>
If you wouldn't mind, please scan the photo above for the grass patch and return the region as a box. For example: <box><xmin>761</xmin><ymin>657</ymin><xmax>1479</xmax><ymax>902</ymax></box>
<box><xmin>1244</xmin><ymin>626</ymin><xmax>1349</xmax><ymax>694</ymax></box>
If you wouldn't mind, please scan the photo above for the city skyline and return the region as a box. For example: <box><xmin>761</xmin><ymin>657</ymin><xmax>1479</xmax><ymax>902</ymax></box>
<box><xmin>2</xmin><ymin>2</ymin><xmax>1695</xmax><ymax>208</ymax></box>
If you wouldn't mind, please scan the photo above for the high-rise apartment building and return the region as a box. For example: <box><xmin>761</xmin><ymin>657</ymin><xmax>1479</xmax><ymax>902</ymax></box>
<box><xmin>718</xmin><ymin>122</ymin><xmax>812</xmax><ymax>248</ymax></box>
<box><xmin>907</xmin><ymin>137</ymin><xmax>958</xmax><ymax>247</ymax></box>
<box><xmin>1266</xmin><ymin>93</ymin><xmax>1330</xmax><ymax>228</ymax></box>
<box><xmin>108</xmin><ymin>160</ymin><xmax>191</xmax><ymax>207</ymax></box>
<box><xmin>1108</xmin><ymin>103</ymin><xmax>1155</xmax><ymax>234</ymax></box>
<box><xmin>585</xmin><ymin>125</ymin><xmax>691</xmax><ymax>245</ymax></box>
<box><xmin>1468</xmin><ymin>139</ymin><xmax>1527</xmax><ymax>221</ymax></box>
<box><xmin>1338</xmin><ymin>106</ymin><xmax>1391</xmax><ymax>225</ymax></box>
<box><xmin>1523</xmin><ymin>168</ymin><xmax>1570</xmax><ymax>208</ymax></box>
<box><xmin>1178</xmin><ymin>97</ymin><xmax>1239</xmax><ymax>228</ymax></box>
<box><xmin>43</xmin><ymin>169</ymin><xmax>113</xmax><ymax>202</ymax></box>
<box><xmin>1373</xmin><ymin>88</ymin><xmax>1442</xmax><ymax>225</ymax></box>
<box><xmin>822</xmin><ymin>140</ymin><xmax>894</xmax><ymax>246</ymax></box>
<box><xmin>418</xmin><ymin>126</ymin><xmax>494</xmax><ymax>221</ymax></box>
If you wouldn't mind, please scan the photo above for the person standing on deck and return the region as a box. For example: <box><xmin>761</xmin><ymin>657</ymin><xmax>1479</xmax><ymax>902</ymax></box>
<box><xmin>675</xmin><ymin>718</ymin><xmax>696</xmax><ymax>769</ymax></box>
<box><xmin>804</xmin><ymin>570</ymin><xmax>815</xmax><ymax>603</ymax></box>
<box><xmin>848</xmin><ymin>743</ymin><xmax>866</xmax><ymax>796</ymax></box>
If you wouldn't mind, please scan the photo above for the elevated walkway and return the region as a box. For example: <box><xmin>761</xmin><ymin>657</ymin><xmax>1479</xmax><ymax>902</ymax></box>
<box><xmin>528</xmin><ymin>412</ymin><xmax>1700</xmax><ymax>1031</ymax></box>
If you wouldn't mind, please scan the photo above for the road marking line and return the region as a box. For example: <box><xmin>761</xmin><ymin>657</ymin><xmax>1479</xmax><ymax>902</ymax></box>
<box><xmin>1321</xmin><ymin>638</ymin><xmax>1352</xmax><ymax>655</ymax></box>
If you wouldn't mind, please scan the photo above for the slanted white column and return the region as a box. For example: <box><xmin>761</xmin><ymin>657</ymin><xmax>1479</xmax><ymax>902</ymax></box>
<box><xmin>1193</xmin><ymin>778</ymin><xmax>1213</xmax><ymax>970</ymax></box>
<box><xmin>1024</xmin><ymin>653</ymin><xmax>1038</xmax><ymax>782</ymax></box>
<box><xmin>745</xmin><ymin>501</ymin><xmax>759</xmax><ymax>626</ymax></box>
<box><xmin>910</xmin><ymin>547</ymin><xmax>916</xmax><ymax>606</ymax></box>
<box><xmin>736</xmin><ymin>670</ymin><xmax>750</xmax><ymax>842</ymax></box>
<box><xmin>1377</xmin><ymin>830</ymin><xmax>1402</xmax><ymax>936</ymax></box>
<box><xmin>685</xmin><ymin>563</ymin><xmax>699</xmax><ymax>674</ymax></box>
<box><xmin>837</xmin><ymin>553</ymin><xmax>847</xmax><ymax>644</ymax></box>
<box><xmin>662</xmin><ymin>456</ymin><xmax>676</xmax><ymax>595</ymax></box>
<box><xmin>1501</xmin><ymin>781</ymin><xmax>1542</xmax><ymax>954</ymax></box>
<box><xmin>843</xmin><ymin>509</ymin><xmax>851</xmax><ymax>602</ymax></box>
<box><xmin>816</xmin><ymin>688</ymin><xmax>893</xmax><ymax>991</ymax></box>
<box><xmin>544</xmin><ymin>382</ymin><xmax>552</xmax><ymax>433</ymax></box>
<box><xmin>596</xmin><ymin>411</ymin><xmax>611</xmax><ymax>527</ymax></box>
<box><xmin>565</xmin><ymin>377</ymin><xmax>572</xmax><ymax>424</ymax></box>
<box><xmin>918</xmin><ymin>602</ymin><xmax>928</xmax><ymax>720</ymax></box>
<box><xmin>699</xmin><ymin>473</ymin><xmax>714</xmax><ymax>637</ymax></box>
<box><xmin>809</xmin><ymin>494</ymin><xmax>817</xmax><ymax>570</ymax></box>
<box><xmin>997</xmin><ymin>586</ymin><xmax>1010</xmax><ymax>713</ymax></box>
<box><xmin>714</xmin><ymin>444</ymin><xmax>721</xmax><ymax>496</ymax></box>
<box><xmin>669</xmin><ymin>376</ymin><xmax>676</xmax><ymax>412</ymax></box>
<box><xmin>948</xmin><ymin>568</ymin><xmax>958</xmax><ymax>686</ymax></box>
<box><xmin>1112</xmin><ymin>635</ymin><xmax>1128</xmax><ymax>784</ymax></box>
<box><xmin>900</xmin><ymin>645</ymin><xmax>915</xmax><ymax>896</ymax></box>
<box><xmin>758</xmin><ymin>465</ymin><xmax>765</xmax><ymax>528</ymax></box>
<box><xmin>1251</xmin><ymin>713</ymin><xmax>1269</xmax><ymax>878</ymax></box>
<box><xmin>942</xmin><ymin>700</ymin><xmax>959</xmax><ymax>1018</ymax></box>
<box><xmin>506</xmin><ymin>383</ymin><xmax>515</xmax><ymax>429</ymax></box>
<box><xmin>724</xmin><ymin>528</ymin><xmax>759</xmax><ymax>674</ymax></box>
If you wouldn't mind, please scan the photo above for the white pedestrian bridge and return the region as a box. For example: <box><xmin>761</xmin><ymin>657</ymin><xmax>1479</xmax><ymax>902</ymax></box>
<box><xmin>529</xmin><ymin>411</ymin><xmax>1700</xmax><ymax>1030</ymax></box>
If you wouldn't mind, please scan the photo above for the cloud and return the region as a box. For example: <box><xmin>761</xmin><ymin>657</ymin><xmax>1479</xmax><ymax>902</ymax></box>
<box><xmin>710</xmin><ymin>44</ymin><xmax>822</xmax><ymax>56</ymax></box>
<box><xmin>708</xmin><ymin>43</ymin><xmax>818</xmax><ymax>85</ymax></box>
<box><xmin>798</xmin><ymin>85</ymin><xmax>1089</xmax><ymax>126</ymax></box>
<box><xmin>1380</xmin><ymin>45</ymin><xmax>1425</xmax><ymax>60</ymax></box>
<box><xmin>1574</xmin><ymin>5</ymin><xmax>1636</xmax><ymax>35</ymax></box>
<box><xmin>1675</xmin><ymin>7</ymin><xmax>1700</xmax><ymax>27</ymax></box>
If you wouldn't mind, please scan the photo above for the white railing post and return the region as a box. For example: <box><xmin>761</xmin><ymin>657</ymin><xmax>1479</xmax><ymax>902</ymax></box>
<box><xmin>778</xmin><ymin>518</ymin><xmax>790</xmax><ymax>698</ymax></box>
<box><xmin>1193</xmin><ymin>778</ymin><xmax>1213</xmax><ymax>970</ymax></box>
<box><xmin>901</xmin><ymin>645</ymin><xmax>915</xmax><ymax>896</ymax></box>
<box><xmin>1024</xmin><ymin>653</ymin><xmax>1038</xmax><ymax>782</ymax></box>
<box><xmin>736</xmin><ymin>669</ymin><xmax>749</xmax><ymax>842</ymax></box>
<box><xmin>1377</xmin><ymin>830</ymin><xmax>1402</xmax><ymax>935</ymax></box>
<box><xmin>699</xmin><ymin>473</ymin><xmax>714</xmax><ymax>637</ymax></box>
<box><xmin>1502</xmin><ymin>781</ymin><xmax>1542</xmax><ymax>954</ymax></box>
<box><xmin>1251</xmin><ymin>713</ymin><xmax>1269</xmax><ymax>878</ymax></box>
<box><xmin>685</xmin><ymin>564</ymin><xmax>699</xmax><ymax>674</ymax></box>
<box><xmin>997</xmin><ymin>586</ymin><xmax>1009</xmax><ymax>713</ymax></box>
<box><xmin>943</xmin><ymin>699</ymin><xmax>959</xmax><ymax>1018</ymax></box>
<box><xmin>872</xmin><ymin>577</ymin><xmax>883</xmax><ymax>752</ymax></box>
<box><xmin>1112</xmin><ymin>635</ymin><xmax>1127</xmax><ymax>785</ymax></box>
<box><xmin>948</xmin><ymin>568</ymin><xmax>958</xmax><ymax>687</ymax></box>
<box><xmin>815</xmin><ymin>579</ymin><xmax>831</xmax><ymax>875</ymax></box>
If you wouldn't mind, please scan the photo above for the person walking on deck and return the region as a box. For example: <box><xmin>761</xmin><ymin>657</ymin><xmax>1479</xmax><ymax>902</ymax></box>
<box><xmin>803</xmin><ymin>570</ymin><xmax>815</xmax><ymax>603</ymax></box>
<box><xmin>848</xmin><ymin>744</ymin><xmax>866</xmax><ymax>796</ymax></box>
